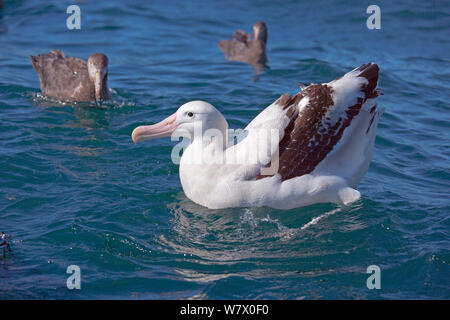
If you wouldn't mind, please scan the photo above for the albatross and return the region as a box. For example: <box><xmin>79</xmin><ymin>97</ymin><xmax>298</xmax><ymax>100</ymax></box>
<box><xmin>132</xmin><ymin>63</ymin><xmax>383</xmax><ymax>210</ymax></box>
<box><xmin>218</xmin><ymin>21</ymin><xmax>268</xmax><ymax>66</ymax></box>
<box><xmin>30</xmin><ymin>50</ymin><xmax>111</xmax><ymax>103</ymax></box>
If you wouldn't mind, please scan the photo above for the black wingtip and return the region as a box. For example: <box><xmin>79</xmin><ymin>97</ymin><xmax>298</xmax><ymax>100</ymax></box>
<box><xmin>356</xmin><ymin>63</ymin><xmax>379</xmax><ymax>99</ymax></box>
<box><xmin>356</xmin><ymin>62</ymin><xmax>379</xmax><ymax>79</ymax></box>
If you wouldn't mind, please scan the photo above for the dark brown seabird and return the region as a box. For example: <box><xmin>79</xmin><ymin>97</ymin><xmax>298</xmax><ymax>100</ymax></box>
<box><xmin>30</xmin><ymin>50</ymin><xmax>111</xmax><ymax>103</ymax></box>
<box><xmin>218</xmin><ymin>21</ymin><xmax>268</xmax><ymax>66</ymax></box>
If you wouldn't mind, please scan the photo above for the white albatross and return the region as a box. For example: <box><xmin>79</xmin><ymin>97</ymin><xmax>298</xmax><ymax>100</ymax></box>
<box><xmin>132</xmin><ymin>63</ymin><xmax>383</xmax><ymax>210</ymax></box>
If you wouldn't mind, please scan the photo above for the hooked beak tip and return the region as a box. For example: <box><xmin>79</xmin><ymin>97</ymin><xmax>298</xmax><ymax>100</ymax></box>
<box><xmin>131</xmin><ymin>126</ymin><xmax>142</xmax><ymax>143</ymax></box>
<box><xmin>131</xmin><ymin>130</ymin><xmax>139</xmax><ymax>143</ymax></box>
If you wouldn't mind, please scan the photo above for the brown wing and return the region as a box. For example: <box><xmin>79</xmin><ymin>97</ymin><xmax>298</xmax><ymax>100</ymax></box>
<box><xmin>257</xmin><ymin>63</ymin><xmax>380</xmax><ymax>181</ymax></box>
<box><xmin>30</xmin><ymin>50</ymin><xmax>94</xmax><ymax>101</ymax></box>
<box><xmin>218</xmin><ymin>30</ymin><xmax>251</xmax><ymax>62</ymax></box>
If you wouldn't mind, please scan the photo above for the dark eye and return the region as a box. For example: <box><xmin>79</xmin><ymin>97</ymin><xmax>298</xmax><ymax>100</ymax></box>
<box><xmin>187</xmin><ymin>112</ymin><xmax>194</xmax><ymax>117</ymax></box>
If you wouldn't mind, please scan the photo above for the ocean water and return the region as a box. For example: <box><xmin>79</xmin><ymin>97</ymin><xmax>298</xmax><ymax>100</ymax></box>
<box><xmin>0</xmin><ymin>0</ymin><xmax>449</xmax><ymax>299</ymax></box>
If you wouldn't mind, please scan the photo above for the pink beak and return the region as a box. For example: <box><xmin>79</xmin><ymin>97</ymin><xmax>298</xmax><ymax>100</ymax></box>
<box><xmin>132</xmin><ymin>112</ymin><xmax>178</xmax><ymax>143</ymax></box>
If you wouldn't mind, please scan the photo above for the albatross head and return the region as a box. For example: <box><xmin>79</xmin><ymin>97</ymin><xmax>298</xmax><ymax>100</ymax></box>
<box><xmin>131</xmin><ymin>101</ymin><xmax>228</xmax><ymax>144</ymax></box>
<box><xmin>87</xmin><ymin>53</ymin><xmax>109</xmax><ymax>103</ymax></box>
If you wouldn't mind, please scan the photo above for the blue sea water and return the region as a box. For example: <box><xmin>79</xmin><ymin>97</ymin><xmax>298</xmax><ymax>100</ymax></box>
<box><xmin>0</xmin><ymin>0</ymin><xmax>449</xmax><ymax>299</ymax></box>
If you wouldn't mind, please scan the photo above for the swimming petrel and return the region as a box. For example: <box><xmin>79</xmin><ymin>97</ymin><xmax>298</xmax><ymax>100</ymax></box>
<box><xmin>218</xmin><ymin>21</ymin><xmax>268</xmax><ymax>66</ymax></box>
<box><xmin>30</xmin><ymin>50</ymin><xmax>111</xmax><ymax>103</ymax></box>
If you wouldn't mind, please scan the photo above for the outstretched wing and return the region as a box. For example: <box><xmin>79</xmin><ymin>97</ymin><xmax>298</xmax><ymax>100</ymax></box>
<box><xmin>225</xmin><ymin>63</ymin><xmax>380</xmax><ymax>182</ymax></box>
<box><xmin>259</xmin><ymin>62</ymin><xmax>381</xmax><ymax>181</ymax></box>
